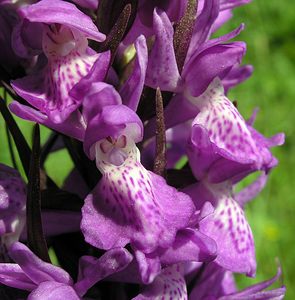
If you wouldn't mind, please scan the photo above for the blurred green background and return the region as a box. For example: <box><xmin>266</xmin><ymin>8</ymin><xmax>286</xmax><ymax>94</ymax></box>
<box><xmin>0</xmin><ymin>0</ymin><xmax>294</xmax><ymax>298</ymax></box>
<box><xmin>221</xmin><ymin>1</ymin><xmax>295</xmax><ymax>299</ymax></box>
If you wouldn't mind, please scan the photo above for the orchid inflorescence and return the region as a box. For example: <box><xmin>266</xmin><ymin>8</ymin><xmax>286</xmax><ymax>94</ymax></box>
<box><xmin>0</xmin><ymin>0</ymin><xmax>286</xmax><ymax>299</ymax></box>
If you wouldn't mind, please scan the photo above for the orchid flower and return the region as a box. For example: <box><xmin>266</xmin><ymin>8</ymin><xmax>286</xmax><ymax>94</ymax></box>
<box><xmin>10</xmin><ymin>0</ymin><xmax>105</xmax><ymax>124</ymax></box>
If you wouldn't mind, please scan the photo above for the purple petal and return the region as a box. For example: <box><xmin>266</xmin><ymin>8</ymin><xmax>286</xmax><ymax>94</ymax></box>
<box><xmin>123</xmin><ymin>0</ymin><xmax>187</xmax><ymax>45</ymax></box>
<box><xmin>82</xmin><ymin>82</ymin><xmax>122</xmax><ymax>124</ymax></box>
<box><xmin>9</xmin><ymin>102</ymin><xmax>85</xmax><ymax>140</ymax></box>
<box><xmin>235</xmin><ymin>173</ymin><xmax>268</xmax><ymax>207</ymax></box>
<box><xmin>0</xmin><ymin>264</ymin><xmax>36</xmax><ymax>291</ymax></box>
<box><xmin>220</xmin><ymin>266</ymin><xmax>285</xmax><ymax>299</ymax></box>
<box><xmin>8</xmin><ymin>242</ymin><xmax>73</xmax><ymax>286</ymax></box>
<box><xmin>134</xmin><ymin>250</ymin><xmax>161</xmax><ymax>284</ymax></box>
<box><xmin>145</xmin><ymin>8</ymin><xmax>181</xmax><ymax>91</ymax></box>
<box><xmin>19</xmin><ymin>0</ymin><xmax>105</xmax><ymax>41</ymax></box>
<box><xmin>193</xmin><ymin>24</ymin><xmax>244</xmax><ymax>59</ymax></box>
<box><xmin>75</xmin><ymin>248</ymin><xmax>133</xmax><ymax>296</ymax></box>
<box><xmin>187</xmin><ymin>0</ymin><xmax>219</xmax><ymax>61</ymax></box>
<box><xmin>197</xmin><ymin>183</ymin><xmax>256</xmax><ymax>276</ymax></box>
<box><xmin>69</xmin><ymin>51</ymin><xmax>111</xmax><ymax>103</ymax></box>
<box><xmin>222</xmin><ymin>64</ymin><xmax>253</xmax><ymax>93</ymax></box>
<box><xmin>12</xmin><ymin>50</ymin><xmax>100</xmax><ymax>123</ymax></box>
<box><xmin>81</xmin><ymin>189</ymin><xmax>131</xmax><ymax>249</ymax></box>
<box><xmin>212</xmin><ymin>9</ymin><xmax>233</xmax><ymax>32</ymax></box>
<box><xmin>189</xmin><ymin>263</ymin><xmax>237</xmax><ymax>300</ymax></box>
<box><xmin>120</xmin><ymin>35</ymin><xmax>148</xmax><ymax>111</ymax></box>
<box><xmin>28</xmin><ymin>281</ymin><xmax>80</xmax><ymax>300</ymax></box>
<box><xmin>184</xmin><ymin>42</ymin><xmax>246</xmax><ymax>97</ymax></box>
<box><xmin>160</xmin><ymin>229</ymin><xmax>217</xmax><ymax>265</ymax></box>
<box><xmin>219</xmin><ymin>0</ymin><xmax>252</xmax><ymax>11</ymax></box>
<box><xmin>11</xmin><ymin>19</ymin><xmax>43</xmax><ymax>58</ymax></box>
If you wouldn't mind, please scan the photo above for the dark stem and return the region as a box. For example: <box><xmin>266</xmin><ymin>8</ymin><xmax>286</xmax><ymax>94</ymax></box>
<box><xmin>26</xmin><ymin>124</ymin><xmax>51</xmax><ymax>263</ymax></box>
<box><xmin>153</xmin><ymin>88</ymin><xmax>166</xmax><ymax>177</ymax></box>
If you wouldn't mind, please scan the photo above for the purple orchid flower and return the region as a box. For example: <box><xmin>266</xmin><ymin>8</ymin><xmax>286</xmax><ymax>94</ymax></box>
<box><xmin>0</xmin><ymin>164</ymin><xmax>26</xmax><ymax>262</ymax></box>
<box><xmin>78</xmin><ymin>79</ymin><xmax>218</xmax><ymax>283</ymax></box>
<box><xmin>186</xmin><ymin>79</ymin><xmax>284</xmax><ymax>183</ymax></box>
<box><xmin>81</xmin><ymin>103</ymin><xmax>199</xmax><ymax>281</ymax></box>
<box><xmin>143</xmin><ymin>6</ymin><xmax>252</xmax><ymax>138</ymax></box>
<box><xmin>0</xmin><ymin>242</ymin><xmax>133</xmax><ymax>299</ymax></box>
<box><xmin>10</xmin><ymin>0</ymin><xmax>105</xmax><ymax>124</ymax></box>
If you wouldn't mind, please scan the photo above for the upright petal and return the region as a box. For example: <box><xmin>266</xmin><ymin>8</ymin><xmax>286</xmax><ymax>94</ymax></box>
<box><xmin>145</xmin><ymin>9</ymin><xmax>181</xmax><ymax>91</ymax></box>
<box><xmin>120</xmin><ymin>35</ymin><xmax>148</xmax><ymax>111</ymax></box>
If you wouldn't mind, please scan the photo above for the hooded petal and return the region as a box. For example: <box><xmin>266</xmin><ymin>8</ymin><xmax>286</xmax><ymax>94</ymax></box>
<box><xmin>83</xmin><ymin>104</ymin><xmax>143</xmax><ymax>159</ymax></box>
<box><xmin>19</xmin><ymin>0</ymin><xmax>105</xmax><ymax>41</ymax></box>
